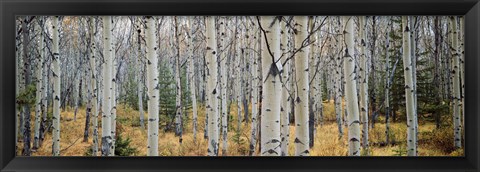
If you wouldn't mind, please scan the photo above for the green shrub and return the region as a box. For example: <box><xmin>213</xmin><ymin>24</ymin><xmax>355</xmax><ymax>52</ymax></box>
<box><xmin>114</xmin><ymin>134</ymin><xmax>138</xmax><ymax>156</ymax></box>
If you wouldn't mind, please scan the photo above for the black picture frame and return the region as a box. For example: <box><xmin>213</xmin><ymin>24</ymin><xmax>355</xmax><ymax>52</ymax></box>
<box><xmin>1</xmin><ymin>0</ymin><xmax>479</xmax><ymax>171</ymax></box>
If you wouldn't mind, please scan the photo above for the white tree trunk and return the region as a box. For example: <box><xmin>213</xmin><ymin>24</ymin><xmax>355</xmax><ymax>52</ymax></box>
<box><xmin>145</xmin><ymin>16</ymin><xmax>159</xmax><ymax>156</ymax></box>
<box><xmin>174</xmin><ymin>16</ymin><xmax>183</xmax><ymax>143</ymax></box>
<box><xmin>135</xmin><ymin>19</ymin><xmax>145</xmax><ymax>129</ymax></box>
<box><xmin>89</xmin><ymin>16</ymin><xmax>99</xmax><ymax>156</ymax></box>
<box><xmin>33</xmin><ymin>18</ymin><xmax>44</xmax><ymax>149</ymax></box>
<box><xmin>402</xmin><ymin>16</ymin><xmax>417</xmax><ymax>156</ymax></box>
<box><xmin>187</xmin><ymin>17</ymin><xmax>198</xmax><ymax>143</ymax></box>
<box><xmin>449</xmin><ymin>16</ymin><xmax>462</xmax><ymax>149</ymax></box>
<box><xmin>101</xmin><ymin>16</ymin><xmax>113</xmax><ymax>156</ymax></box>
<box><xmin>110</xmin><ymin>44</ymin><xmax>117</xmax><ymax>156</ymax></box>
<box><xmin>293</xmin><ymin>16</ymin><xmax>310</xmax><ymax>156</ymax></box>
<box><xmin>249</xmin><ymin>23</ymin><xmax>261</xmax><ymax>156</ymax></box>
<box><xmin>259</xmin><ymin>16</ymin><xmax>282</xmax><ymax>156</ymax></box>
<box><xmin>334</xmin><ymin>17</ymin><xmax>343</xmax><ymax>139</ymax></box>
<box><xmin>218</xmin><ymin>16</ymin><xmax>228</xmax><ymax>155</ymax></box>
<box><xmin>358</xmin><ymin>16</ymin><xmax>369</xmax><ymax>152</ymax></box>
<box><xmin>342</xmin><ymin>16</ymin><xmax>361</xmax><ymax>156</ymax></box>
<box><xmin>52</xmin><ymin>16</ymin><xmax>61</xmax><ymax>156</ymax></box>
<box><xmin>206</xmin><ymin>16</ymin><xmax>220</xmax><ymax>156</ymax></box>
<box><xmin>280</xmin><ymin>18</ymin><xmax>290</xmax><ymax>156</ymax></box>
<box><xmin>459</xmin><ymin>16</ymin><xmax>465</xmax><ymax>137</ymax></box>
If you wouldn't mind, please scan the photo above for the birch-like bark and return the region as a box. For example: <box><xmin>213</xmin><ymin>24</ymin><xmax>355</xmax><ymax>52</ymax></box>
<box><xmin>293</xmin><ymin>16</ymin><xmax>310</xmax><ymax>156</ymax></box>
<box><xmin>101</xmin><ymin>16</ymin><xmax>113</xmax><ymax>156</ymax></box>
<box><xmin>307</xmin><ymin>16</ymin><xmax>316</xmax><ymax>149</ymax></box>
<box><xmin>259</xmin><ymin>16</ymin><xmax>282</xmax><ymax>156</ymax></box>
<box><xmin>342</xmin><ymin>16</ymin><xmax>361</xmax><ymax>156</ymax></box>
<box><xmin>174</xmin><ymin>16</ymin><xmax>183</xmax><ymax>143</ymax></box>
<box><xmin>52</xmin><ymin>16</ymin><xmax>61</xmax><ymax>156</ymax></box>
<box><xmin>334</xmin><ymin>17</ymin><xmax>343</xmax><ymax>139</ymax></box>
<box><xmin>33</xmin><ymin>18</ymin><xmax>44</xmax><ymax>150</ymax></box>
<box><xmin>358</xmin><ymin>16</ymin><xmax>369</xmax><ymax>152</ymax></box>
<box><xmin>385</xmin><ymin>21</ymin><xmax>391</xmax><ymax>145</ymax></box>
<box><xmin>449</xmin><ymin>16</ymin><xmax>462</xmax><ymax>149</ymax></box>
<box><xmin>89</xmin><ymin>16</ymin><xmax>99</xmax><ymax>156</ymax></box>
<box><xmin>459</xmin><ymin>16</ymin><xmax>465</xmax><ymax>137</ymax></box>
<box><xmin>187</xmin><ymin>17</ymin><xmax>198</xmax><ymax>143</ymax></box>
<box><xmin>135</xmin><ymin>19</ymin><xmax>145</xmax><ymax>129</ymax></box>
<box><xmin>280</xmin><ymin>17</ymin><xmax>290</xmax><ymax>156</ymax></box>
<box><xmin>218</xmin><ymin>16</ymin><xmax>230</xmax><ymax>155</ymax></box>
<box><xmin>402</xmin><ymin>16</ymin><xmax>417</xmax><ymax>156</ymax></box>
<box><xmin>145</xmin><ymin>16</ymin><xmax>159</xmax><ymax>156</ymax></box>
<box><xmin>249</xmin><ymin>23</ymin><xmax>261</xmax><ymax>156</ymax></box>
<box><xmin>21</xmin><ymin>17</ymin><xmax>32</xmax><ymax>156</ymax></box>
<box><xmin>206</xmin><ymin>16</ymin><xmax>220</xmax><ymax>156</ymax></box>
<box><xmin>110</xmin><ymin>38</ymin><xmax>117</xmax><ymax>155</ymax></box>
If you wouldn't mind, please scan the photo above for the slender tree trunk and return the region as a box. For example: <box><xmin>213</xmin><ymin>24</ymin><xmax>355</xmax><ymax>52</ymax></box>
<box><xmin>358</xmin><ymin>16</ymin><xmax>369</xmax><ymax>152</ymax></box>
<box><xmin>249</xmin><ymin>23</ymin><xmax>261</xmax><ymax>156</ymax></box>
<box><xmin>52</xmin><ymin>16</ymin><xmax>61</xmax><ymax>156</ymax></box>
<box><xmin>33</xmin><ymin>18</ymin><xmax>44</xmax><ymax>150</ymax></box>
<box><xmin>218</xmin><ymin>16</ymin><xmax>228</xmax><ymax>155</ymax></box>
<box><xmin>334</xmin><ymin>17</ymin><xmax>343</xmax><ymax>139</ymax></box>
<box><xmin>293</xmin><ymin>16</ymin><xmax>310</xmax><ymax>156</ymax></box>
<box><xmin>174</xmin><ymin>16</ymin><xmax>183</xmax><ymax>144</ymax></box>
<box><xmin>449</xmin><ymin>16</ymin><xmax>462</xmax><ymax>149</ymax></box>
<box><xmin>402</xmin><ymin>16</ymin><xmax>417</xmax><ymax>156</ymax></box>
<box><xmin>101</xmin><ymin>16</ymin><xmax>113</xmax><ymax>156</ymax></box>
<box><xmin>135</xmin><ymin>19</ymin><xmax>145</xmax><ymax>129</ymax></box>
<box><xmin>459</xmin><ymin>16</ymin><xmax>465</xmax><ymax>137</ymax></box>
<box><xmin>307</xmin><ymin>16</ymin><xmax>315</xmax><ymax>149</ymax></box>
<box><xmin>89</xmin><ymin>17</ymin><xmax>99</xmax><ymax>155</ymax></box>
<box><xmin>342</xmin><ymin>16</ymin><xmax>361</xmax><ymax>156</ymax></box>
<box><xmin>21</xmin><ymin>16</ymin><xmax>32</xmax><ymax>156</ymax></box>
<box><xmin>187</xmin><ymin>17</ymin><xmax>198</xmax><ymax>143</ymax></box>
<box><xmin>385</xmin><ymin>20</ymin><xmax>391</xmax><ymax>145</ymax></box>
<box><xmin>206</xmin><ymin>16</ymin><xmax>220</xmax><ymax>156</ymax></box>
<box><xmin>145</xmin><ymin>16</ymin><xmax>159</xmax><ymax>156</ymax></box>
<box><xmin>110</xmin><ymin>38</ymin><xmax>117</xmax><ymax>156</ymax></box>
<box><xmin>259</xmin><ymin>16</ymin><xmax>282</xmax><ymax>156</ymax></box>
<box><xmin>280</xmin><ymin>17</ymin><xmax>291</xmax><ymax>156</ymax></box>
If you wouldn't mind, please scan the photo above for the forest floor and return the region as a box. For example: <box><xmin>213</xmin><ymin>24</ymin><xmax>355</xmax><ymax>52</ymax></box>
<box><xmin>18</xmin><ymin>100</ymin><xmax>464</xmax><ymax>156</ymax></box>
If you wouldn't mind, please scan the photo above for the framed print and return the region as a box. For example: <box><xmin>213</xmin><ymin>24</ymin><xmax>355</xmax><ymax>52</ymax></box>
<box><xmin>1</xmin><ymin>0</ymin><xmax>479</xmax><ymax>171</ymax></box>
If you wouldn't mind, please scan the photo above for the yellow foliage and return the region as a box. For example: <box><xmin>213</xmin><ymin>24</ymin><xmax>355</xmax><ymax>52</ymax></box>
<box><xmin>22</xmin><ymin>101</ymin><xmax>463</xmax><ymax>156</ymax></box>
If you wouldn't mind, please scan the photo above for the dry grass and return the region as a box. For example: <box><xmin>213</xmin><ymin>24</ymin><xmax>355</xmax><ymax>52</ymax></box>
<box><xmin>19</xmin><ymin>100</ymin><xmax>463</xmax><ymax>156</ymax></box>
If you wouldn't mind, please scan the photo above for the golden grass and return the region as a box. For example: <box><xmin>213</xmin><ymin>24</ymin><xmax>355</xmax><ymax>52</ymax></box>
<box><xmin>20</xmin><ymin>100</ymin><xmax>463</xmax><ymax>156</ymax></box>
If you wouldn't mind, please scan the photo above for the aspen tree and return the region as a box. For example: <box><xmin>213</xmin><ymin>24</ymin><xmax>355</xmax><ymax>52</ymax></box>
<box><xmin>385</xmin><ymin>20</ymin><xmax>392</xmax><ymax>145</ymax></box>
<box><xmin>449</xmin><ymin>16</ymin><xmax>462</xmax><ymax>149</ymax></box>
<box><xmin>259</xmin><ymin>16</ymin><xmax>282</xmax><ymax>156</ymax></box>
<box><xmin>402</xmin><ymin>16</ymin><xmax>417</xmax><ymax>156</ymax></box>
<box><xmin>459</xmin><ymin>16</ymin><xmax>465</xmax><ymax>135</ymax></box>
<box><xmin>293</xmin><ymin>16</ymin><xmax>310</xmax><ymax>156</ymax></box>
<box><xmin>101</xmin><ymin>16</ymin><xmax>113</xmax><ymax>156</ymax></box>
<box><xmin>21</xmin><ymin>16</ymin><xmax>32</xmax><ymax>156</ymax></box>
<box><xmin>206</xmin><ymin>16</ymin><xmax>220</xmax><ymax>156</ymax></box>
<box><xmin>33</xmin><ymin>18</ymin><xmax>44</xmax><ymax>150</ymax></box>
<box><xmin>280</xmin><ymin>17</ymin><xmax>291</xmax><ymax>156</ymax></box>
<box><xmin>334</xmin><ymin>17</ymin><xmax>343</xmax><ymax>139</ymax></box>
<box><xmin>358</xmin><ymin>16</ymin><xmax>369</xmax><ymax>152</ymax></box>
<box><xmin>135</xmin><ymin>18</ymin><xmax>145</xmax><ymax>129</ymax></box>
<box><xmin>342</xmin><ymin>16</ymin><xmax>361</xmax><ymax>156</ymax></box>
<box><xmin>110</xmin><ymin>17</ymin><xmax>117</xmax><ymax>155</ymax></box>
<box><xmin>52</xmin><ymin>16</ymin><xmax>61</xmax><ymax>156</ymax></box>
<box><xmin>187</xmin><ymin>17</ymin><xmax>198</xmax><ymax>143</ymax></box>
<box><xmin>219</xmin><ymin>16</ymin><xmax>228</xmax><ymax>155</ymax></box>
<box><xmin>249</xmin><ymin>21</ymin><xmax>261</xmax><ymax>156</ymax></box>
<box><xmin>145</xmin><ymin>16</ymin><xmax>159</xmax><ymax>156</ymax></box>
<box><xmin>89</xmin><ymin>16</ymin><xmax>99</xmax><ymax>156</ymax></box>
<box><xmin>174</xmin><ymin>16</ymin><xmax>183</xmax><ymax>143</ymax></box>
<box><xmin>307</xmin><ymin>16</ymin><xmax>316</xmax><ymax>148</ymax></box>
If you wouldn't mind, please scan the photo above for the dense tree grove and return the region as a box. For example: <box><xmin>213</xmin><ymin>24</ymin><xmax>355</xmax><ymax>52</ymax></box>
<box><xmin>15</xmin><ymin>16</ymin><xmax>464</xmax><ymax>156</ymax></box>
